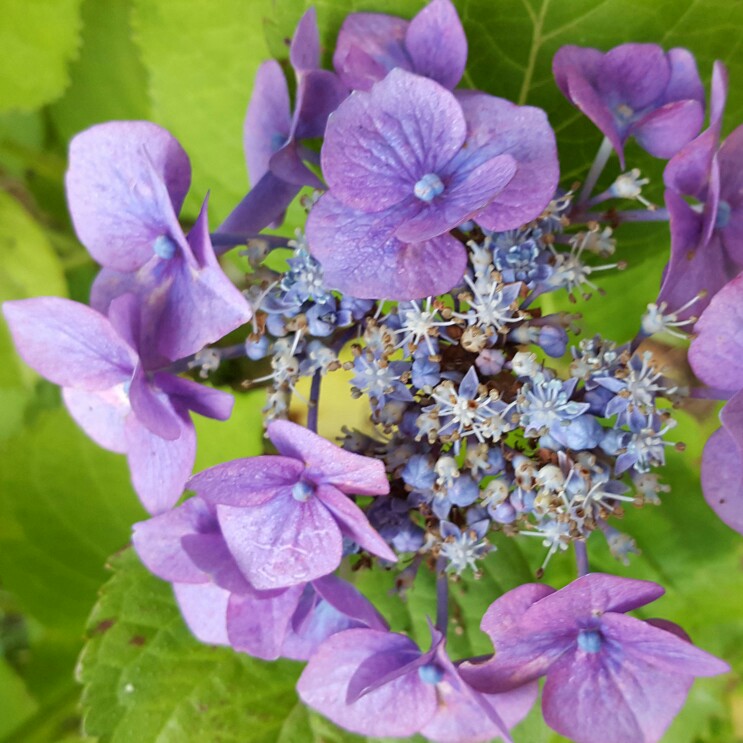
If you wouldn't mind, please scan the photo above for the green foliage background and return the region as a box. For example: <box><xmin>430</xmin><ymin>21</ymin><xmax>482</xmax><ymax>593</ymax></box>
<box><xmin>0</xmin><ymin>0</ymin><xmax>741</xmax><ymax>740</ymax></box>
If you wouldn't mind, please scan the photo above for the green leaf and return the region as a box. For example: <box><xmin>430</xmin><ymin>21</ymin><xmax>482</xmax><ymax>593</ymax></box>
<box><xmin>0</xmin><ymin>409</ymin><xmax>145</xmax><ymax>630</ymax></box>
<box><xmin>0</xmin><ymin>657</ymin><xmax>38</xmax><ymax>739</ymax></box>
<box><xmin>0</xmin><ymin>0</ymin><xmax>84</xmax><ymax>112</ymax></box>
<box><xmin>50</xmin><ymin>0</ymin><xmax>151</xmax><ymax>145</ymax></box>
<box><xmin>79</xmin><ymin>549</ymin><xmax>307</xmax><ymax>742</ymax></box>
<box><xmin>130</xmin><ymin>0</ymin><xmax>276</xmax><ymax>223</ymax></box>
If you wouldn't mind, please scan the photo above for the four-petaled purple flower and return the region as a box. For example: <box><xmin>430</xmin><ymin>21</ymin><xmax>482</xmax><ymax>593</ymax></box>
<box><xmin>298</xmin><ymin>624</ymin><xmax>537</xmax><ymax>742</ymax></box>
<box><xmin>553</xmin><ymin>43</ymin><xmax>704</xmax><ymax>166</ymax></box>
<box><xmin>133</xmin><ymin>493</ymin><xmax>387</xmax><ymax>661</ymax></box>
<box><xmin>3</xmin><ymin>295</ymin><xmax>233</xmax><ymax>513</ymax></box>
<box><xmin>66</xmin><ymin>121</ymin><xmax>252</xmax><ymax>362</ymax></box>
<box><xmin>460</xmin><ymin>574</ymin><xmax>728</xmax><ymax>743</ymax></box>
<box><xmin>307</xmin><ymin>68</ymin><xmax>557</xmax><ymax>299</ymax></box>
<box><xmin>184</xmin><ymin>420</ymin><xmax>395</xmax><ymax>590</ymax></box>
<box><xmin>333</xmin><ymin>0</ymin><xmax>467</xmax><ymax>92</ymax></box>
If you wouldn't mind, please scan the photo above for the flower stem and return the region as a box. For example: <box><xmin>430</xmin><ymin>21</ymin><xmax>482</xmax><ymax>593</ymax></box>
<box><xmin>435</xmin><ymin>556</ymin><xmax>449</xmax><ymax>637</ymax></box>
<box><xmin>307</xmin><ymin>371</ymin><xmax>322</xmax><ymax>433</ymax></box>
<box><xmin>578</xmin><ymin>136</ymin><xmax>613</xmax><ymax>207</ymax></box>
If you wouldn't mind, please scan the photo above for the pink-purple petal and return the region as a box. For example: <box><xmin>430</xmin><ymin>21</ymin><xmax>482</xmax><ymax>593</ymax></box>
<box><xmin>128</xmin><ymin>364</ymin><xmax>182</xmax><ymax>440</ymax></box>
<box><xmin>635</xmin><ymin>99</ymin><xmax>704</xmax><ymax>160</ymax></box>
<box><xmin>289</xmin><ymin>7</ymin><xmax>320</xmax><ymax>73</ymax></box>
<box><xmin>306</xmin><ymin>193</ymin><xmax>467</xmax><ymax>299</ymax></box>
<box><xmin>132</xmin><ymin>496</ymin><xmax>215</xmax><ymax>583</ymax></box>
<box><xmin>125</xmin><ymin>411</ymin><xmax>195</xmax><ymax>514</ymax></box>
<box><xmin>332</xmin><ymin>13</ymin><xmax>411</xmax><ymax>91</ymax></box>
<box><xmin>267</xmin><ymin>420</ymin><xmax>389</xmax><ymax>494</ymax></box>
<box><xmin>244</xmin><ymin>61</ymin><xmax>292</xmax><ymax>186</ymax></box>
<box><xmin>701</xmin><ymin>425</ymin><xmax>743</xmax><ymax>534</ymax></box>
<box><xmin>297</xmin><ymin>628</ymin><xmax>437</xmax><ymax>738</ymax></box>
<box><xmin>173</xmin><ymin>582</ymin><xmax>230</xmax><ymax>646</ymax></box>
<box><xmin>216</xmin><ymin>494</ymin><xmax>342</xmax><ymax>590</ymax></box>
<box><xmin>155</xmin><ymin>373</ymin><xmax>234</xmax><ymax>421</ymax></box>
<box><xmin>405</xmin><ymin>0</ymin><xmax>466</xmax><ymax>90</ymax></box>
<box><xmin>321</xmin><ymin>69</ymin><xmax>467</xmax><ymax>212</ymax></box>
<box><xmin>292</xmin><ymin>69</ymin><xmax>349</xmax><ymax>142</ymax></box>
<box><xmin>226</xmin><ymin>584</ymin><xmax>305</xmax><ymax>660</ymax></box>
<box><xmin>62</xmin><ymin>386</ymin><xmax>130</xmax><ymax>454</ymax></box>
<box><xmin>188</xmin><ymin>456</ymin><xmax>304</xmax><ymax>507</ymax></box>
<box><xmin>3</xmin><ymin>298</ymin><xmax>136</xmax><ymax>390</ymax></box>
<box><xmin>317</xmin><ymin>484</ymin><xmax>397</xmax><ymax>563</ymax></box>
<box><xmin>66</xmin><ymin>121</ymin><xmax>190</xmax><ymax>272</ymax></box>
<box><xmin>396</xmin><ymin>154</ymin><xmax>517</xmax><ymax>242</ymax></box>
<box><xmin>457</xmin><ymin>93</ymin><xmax>559</xmax><ymax>232</ymax></box>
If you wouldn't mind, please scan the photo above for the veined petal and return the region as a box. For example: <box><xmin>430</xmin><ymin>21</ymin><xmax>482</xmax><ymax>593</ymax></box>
<box><xmin>3</xmin><ymin>297</ymin><xmax>136</xmax><ymax>390</ymax></box>
<box><xmin>267</xmin><ymin>420</ymin><xmax>389</xmax><ymax>494</ymax></box>
<box><xmin>217</xmin><ymin>492</ymin><xmax>342</xmax><ymax>590</ymax></box>
<box><xmin>333</xmin><ymin>13</ymin><xmax>411</xmax><ymax>91</ymax></box>
<box><xmin>317</xmin><ymin>484</ymin><xmax>397</xmax><ymax>562</ymax></box>
<box><xmin>321</xmin><ymin>69</ymin><xmax>467</xmax><ymax>212</ymax></box>
<box><xmin>125</xmin><ymin>410</ymin><xmax>195</xmax><ymax>514</ymax></box>
<box><xmin>405</xmin><ymin>0</ymin><xmax>466</xmax><ymax>90</ymax></box>
<box><xmin>66</xmin><ymin>121</ymin><xmax>190</xmax><ymax>272</ymax></box>
<box><xmin>188</xmin><ymin>456</ymin><xmax>304</xmax><ymax>507</ymax></box>
<box><xmin>306</xmin><ymin>193</ymin><xmax>467</xmax><ymax>300</ymax></box>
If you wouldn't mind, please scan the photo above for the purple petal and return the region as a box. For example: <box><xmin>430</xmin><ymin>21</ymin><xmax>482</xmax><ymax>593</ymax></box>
<box><xmin>306</xmin><ymin>193</ymin><xmax>467</xmax><ymax>299</ymax></box>
<box><xmin>313</xmin><ymin>575</ymin><xmax>388</xmax><ymax>632</ymax></box>
<box><xmin>218</xmin><ymin>170</ymin><xmax>301</xmax><ymax>235</ymax></box>
<box><xmin>297</xmin><ymin>628</ymin><xmax>436</xmax><ymax>738</ymax></box>
<box><xmin>180</xmin><ymin>532</ymin><xmax>251</xmax><ymax>593</ymax></box>
<box><xmin>155</xmin><ymin>373</ymin><xmax>233</xmax><ymax>421</ymax></box>
<box><xmin>132</xmin><ymin>496</ymin><xmax>216</xmax><ymax>583</ymax></box>
<box><xmin>457</xmin><ymin>92</ymin><xmax>559</xmax><ymax>232</ymax></box>
<box><xmin>188</xmin><ymin>456</ymin><xmax>304</xmax><ymax>507</ymax></box>
<box><xmin>701</xmin><ymin>426</ymin><xmax>743</xmax><ymax>534</ymax></box>
<box><xmin>396</xmin><ymin>154</ymin><xmax>517</xmax><ymax>242</ymax></box>
<box><xmin>226</xmin><ymin>583</ymin><xmax>305</xmax><ymax>660</ymax></box>
<box><xmin>62</xmin><ymin>386</ymin><xmax>130</xmax><ymax>454</ymax></box>
<box><xmin>663</xmin><ymin>126</ymin><xmax>718</xmax><ymax>199</ymax></box>
<box><xmin>267</xmin><ymin>420</ymin><xmax>389</xmax><ymax>495</ymax></box>
<box><xmin>289</xmin><ymin>8</ymin><xmax>320</xmax><ymax>72</ymax></box>
<box><xmin>542</xmin><ymin>643</ymin><xmax>691</xmax><ymax>743</ymax></box>
<box><xmin>217</xmin><ymin>494</ymin><xmax>342</xmax><ymax>590</ymax></box>
<box><xmin>664</xmin><ymin>48</ymin><xmax>705</xmax><ymax>106</ymax></box>
<box><xmin>597</xmin><ymin>44</ymin><xmax>669</xmax><ymax>110</ymax></box>
<box><xmin>268</xmin><ymin>140</ymin><xmax>323</xmax><ymax>188</ymax></box>
<box><xmin>603</xmin><ymin>613</ymin><xmax>729</xmax><ymax>677</ymax></box>
<box><xmin>405</xmin><ymin>0</ymin><xmax>466</xmax><ymax>90</ymax></box>
<box><xmin>317</xmin><ymin>485</ymin><xmax>397</xmax><ymax>562</ymax></box>
<box><xmin>421</xmin><ymin>680</ymin><xmax>537</xmax><ymax>743</ymax></box>
<box><xmin>332</xmin><ymin>13</ymin><xmax>411</xmax><ymax>91</ymax></box>
<box><xmin>321</xmin><ymin>69</ymin><xmax>466</xmax><ymax>212</ymax></box>
<box><xmin>292</xmin><ymin>69</ymin><xmax>349</xmax><ymax>141</ymax></box>
<box><xmin>125</xmin><ymin>411</ymin><xmax>195</xmax><ymax>514</ymax></box>
<box><xmin>89</xmin><ymin>267</ymin><xmax>140</xmax><ymax>314</ymax></box>
<box><xmin>244</xmin><ymin>61</ymin><xmax>291</xmax><ymax>186</ymax></box>
<box><xmin>153</xmin><ymin>198</ymin><xmax>252</xmax><ymax>361</ymax></box>
<box><xmin>634</xmin><ymin>99</ymin><xmax>704</xmax><ymax>159</ymax></box>
<box><xmin>709</xmin><ymin>60</ymin><xmax>729</xmax><ymax>128</ymax></box>
<box><xmin>719</xmin><ymin>122</ymin><xmax>743</xmax><ymax>210</ymax></box>
<box><xmin>66</xmin><ymin>121</ymin><xmax>190</xmax><ymax>272</ymax></box>
<box><xmin>3</xmin><ymin>298</ymin><xmax>135</xmax><ymax>390</ymax></box>
<box><xmin>689</xmin><ymin>272</ymin><xmax>743</xmax><ymax>389</ymax></box>
<box><xmin>129</xmin><ymin>364</ymin><xmax>182</xmax><ymax>440</ymax></box>
<box><xmin>173</xmin><ymin>582</ymin><xmax>229</xmax><ymax>645</ymax></box>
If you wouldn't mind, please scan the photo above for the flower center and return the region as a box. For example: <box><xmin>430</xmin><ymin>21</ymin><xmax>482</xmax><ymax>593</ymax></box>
<box><xmin>418</xmin><ymin>663</ymin><xmax>444</xmax><ymax>684</ymax></box>
<box><xmin>153</xmin><ymin>235</ymin><xmax>178</xmax><ymax>260</ymax></box>
<box><xmin>414</xmin><ymin>173</ymin><xmax>445</xmax><ymax>203</ymax></box>
<box><xmin>577</xmin><ymin>628</ymin><xmax>603</xmax><ymax>653</ymax></box>
<box><xmin>716</xmin><ymin>200</ymin><xmax>731</xmax><ymax>230</ymax></box>
<box><xmin>291</xmin><ymin>480</ymin><xmax>315</xmax><ymax>502</ymax></box>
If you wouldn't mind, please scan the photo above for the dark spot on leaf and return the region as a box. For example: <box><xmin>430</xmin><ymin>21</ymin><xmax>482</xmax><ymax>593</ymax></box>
<box><xmin>129</xmin><ymin>635</ymin><xmax>146</xmax><ymax>646</ymax></box>
<box><xmin>91</xmin><ymin>618</ymin><xmax>116</xmax><ymax>635</ymax></box>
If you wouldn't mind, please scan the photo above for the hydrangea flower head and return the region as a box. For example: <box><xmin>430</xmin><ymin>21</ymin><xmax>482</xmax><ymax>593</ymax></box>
<box><xmin>460</xmin><ymin>574</ymin><xmax>729</xmax><ymax>743</ymax></box>
<box><xmin>3</xmin><ymin>295</ymin><xmax>233</xmax><ymax>513</ymax></box>
<box><xmin>553</xmin><ymin>43</ymin><xmax>704</xmax><ymax>166</ymax></box>
<box><xmin>185</xmin><ymin>420</ymin><xmax>395</xmax><ymax>590</ymax></box>
<box><xmin>333</xmin><ymin>0</ymin><xmax>467</xmax><ymax>92</ymax></box>
<box><xmin>298</xmin><ymin>624</ymin><xmax>537</xmax><ymax>742</ymax></box>
<box><xmin>66</xmin><ymin>121</ymin><xmax>252</xmax><ymax>361</ymax></box>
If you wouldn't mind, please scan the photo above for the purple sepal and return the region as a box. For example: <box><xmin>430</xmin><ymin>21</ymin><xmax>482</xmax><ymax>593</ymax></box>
<box><xmin>553</xmin><ymin>44</ymin><xmax>704</xmax><ymax>165</ymax></box>
<box><xmin>174</xmin><ymin>582</ymin><xmax>230</xmax><ymax>645</ymax></box>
